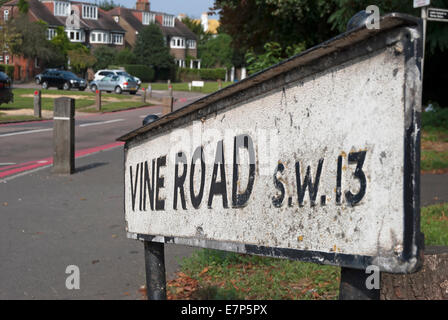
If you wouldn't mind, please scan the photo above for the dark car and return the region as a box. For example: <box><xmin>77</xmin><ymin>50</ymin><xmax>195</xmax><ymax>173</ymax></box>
<box><xmin>0</xmin><ymin>71</ymin><xmax>13</xmax><ymax>105</ymax></box>
<box><xmin>35</xmin><ymin>68</ymin><xmax>59</xmax><ymax>85</ymax></box>
<box><xmin>38</xmin><ymin>70</ymin><xmax>87</xmax><ymax>91</ymax></box>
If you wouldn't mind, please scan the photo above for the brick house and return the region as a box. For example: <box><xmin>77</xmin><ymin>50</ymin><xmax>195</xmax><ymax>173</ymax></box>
<box><xmin>0</xmin><ymin>0</ymin><xmax>125</xmax><ymax>80</ymax></box>
<box><xmin>108</xmin><ymin>0</ymin><xmax>199</xmax><ymax>69</ymax></box>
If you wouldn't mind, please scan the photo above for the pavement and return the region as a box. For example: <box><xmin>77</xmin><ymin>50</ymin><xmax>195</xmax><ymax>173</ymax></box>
<box><xmin>0</xmin><ymin>145</ymin><xmax>197</xmax><ymax>300</ymax></box>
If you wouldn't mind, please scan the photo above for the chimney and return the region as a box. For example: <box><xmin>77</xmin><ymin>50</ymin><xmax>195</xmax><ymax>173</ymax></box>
<box><xmin>136</xmin><ymin>0</ymin><xmax>150</xmax><ymax>11</ymax></box>
<box><xmin>201</xmin><ymin>12</ymin><xmax>208</xmax><ymax>33</ymax></box>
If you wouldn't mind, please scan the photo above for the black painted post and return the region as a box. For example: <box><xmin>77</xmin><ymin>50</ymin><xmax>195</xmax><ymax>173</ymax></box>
<box><xmin>339</xmin><ymin>267</ymin><xmax>380</xmax><ymax>300</ymax></box>
<box><xmin>52</xmin><ymin>97</ymin><xmax>75</xmax><ymax>174</ymax></box>
<box><xmin>34</xmin><ymin>90</ymin><xmax>41</xmax><ymax>118</ymax></box>
<box><xmin>144</xmin><ymin>241</ymin><xmax>166</xmax><ymax>300</ymax></box>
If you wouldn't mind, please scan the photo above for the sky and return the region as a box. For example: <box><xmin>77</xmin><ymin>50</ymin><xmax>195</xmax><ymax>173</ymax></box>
<box><xmin>117</xmin><ymin>0</ymin><xmax>218</xmax><ymax>19</ymax></box>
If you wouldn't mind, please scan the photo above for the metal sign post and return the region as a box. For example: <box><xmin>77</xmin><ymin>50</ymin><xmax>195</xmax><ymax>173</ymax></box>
<box><xmin>119</xmin><ymin>14</ymin><xmax>423</xmax><ymax>300</ymax></box>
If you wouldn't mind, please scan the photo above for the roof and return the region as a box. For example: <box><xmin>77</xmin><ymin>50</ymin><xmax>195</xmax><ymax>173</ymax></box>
<box><xmin>2</xmin><ymin>0</ymin><xmax>124</xmax><ymax>32</ymax></box>
<box><xmin>117</xmin><ymin>13</ymin><xmax>420</xmax><ymax>143</ymax></box>
<box><xmin>107</xmin><ymin>7</ymin><xmax>196</xmax><ymax>40</ymax></box>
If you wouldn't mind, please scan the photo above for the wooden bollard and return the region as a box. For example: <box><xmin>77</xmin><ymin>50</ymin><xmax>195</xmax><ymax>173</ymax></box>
<box><xmin>52</xmin><ymin>97</ymin><xmax>75</xmax><ymax>174</ymax></box>
<box><xmin>161</xmin><ymin>96</ymin><xmax>173</xmax><ymax>115</ymax></box>
<box><xmin>34</xmin><ymin>90</ymin><xmax>42</xmax><ymax>118</ymax></box>
<box><xmin>218</xmin><ymin>79</ymin><xmax>222</xmax><ymax>90</ymax></box>
<box><xmin>168</xmin><ymin>84</ymin><xmax>173</xmax><ymax>97</ymax></box>
<box><xmin>142</xmin><ymin>87</ymin><xmax>146</xmax><ymax>104</ymax></box>
<box><xmin>96</xmin><ymin>90</ymin><xmax>101</xmax><ymax>111</ymax></box>
<box><xmin>147</xmin><ymin>84</ymin><xmax>152</xmax><ymax>99</ymax></box>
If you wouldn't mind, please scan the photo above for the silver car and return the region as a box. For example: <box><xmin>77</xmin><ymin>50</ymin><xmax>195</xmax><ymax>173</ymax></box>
<box><xmin>89</xmin><ymin>75</ymin><xmax>138</xmax><ymax>94</ymax></box>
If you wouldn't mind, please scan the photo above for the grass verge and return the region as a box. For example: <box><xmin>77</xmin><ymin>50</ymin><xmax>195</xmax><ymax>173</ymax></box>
<box><xmin>146</xmin><ymin>81</ymin><xmax>233</xmax><ymax>94</ymax></box>
<box><xmin>167</xmin><ymin>203</ymin><xmax>448</xmax><ymax>300</ymax></box>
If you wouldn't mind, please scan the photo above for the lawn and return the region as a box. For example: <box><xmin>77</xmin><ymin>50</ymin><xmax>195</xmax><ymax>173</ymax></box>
<box><xmin>167</xmin><ymin>203</ymin><xmax>448</xmax><ymax>300</ymax></box>
<box><xmin>421</xmin><ymin>110</ymin><xmax>448</xmax><ymax>173</ymax></box>
<box><xmin>145</xmin><ymin>81</ymin><xmax>234</xmax><ymax>94</ymax></box>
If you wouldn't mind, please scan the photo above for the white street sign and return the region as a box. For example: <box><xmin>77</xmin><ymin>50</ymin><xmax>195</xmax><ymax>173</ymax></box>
<box><xmin>120</xmin><ymin>14</ymin><xmax>423</xmax><ymax>273</ymax></box>
<box><xmin>414</xmin><ymin>0</ymin><xmax>430</xmax><ymax>8</ymax></box>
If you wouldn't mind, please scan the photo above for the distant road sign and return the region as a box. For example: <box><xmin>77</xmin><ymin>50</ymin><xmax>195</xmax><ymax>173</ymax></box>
<box><xmin>119</xmin><ymin>14</ymin><xmax>423</xmax><ymax>274</ymax></box>
<box><xmin>427</xmin><ymin>7</ymin><xmax>448</xmax><ymax>21</ymax></box>
<box><xmin>414</xmin><ymin>0</ymin><xmax>430</xmax><ymax>8</ymax></box>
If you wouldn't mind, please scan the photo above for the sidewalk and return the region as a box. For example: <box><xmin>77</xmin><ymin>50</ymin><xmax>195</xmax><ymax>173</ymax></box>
<box><xmin>0</xmin><ymin>145</ymin><xmax>196</xmax><ymax>300</ymax></box>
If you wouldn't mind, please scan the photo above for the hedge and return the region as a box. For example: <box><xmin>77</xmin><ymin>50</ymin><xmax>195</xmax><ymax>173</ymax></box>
<box><xmin>122</xmin><ymin>64</ymin><xmax>155</xmax><ymax>82</ymax></box>
<box><xmin>0</xmin><ymin>64</ymin><xmax>15</xmax><ymax>79</ymax></box>
<box><xmin>177</xmin><ymin>68</ymin><xmax>226</xmax><ymax>82</ymax></box>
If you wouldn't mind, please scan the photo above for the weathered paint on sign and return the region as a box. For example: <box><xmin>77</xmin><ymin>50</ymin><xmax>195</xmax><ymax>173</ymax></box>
<box><xmin>120</xmin><ymin>14</ymin><xmax>423</xmax><ymax>273</ymax></box>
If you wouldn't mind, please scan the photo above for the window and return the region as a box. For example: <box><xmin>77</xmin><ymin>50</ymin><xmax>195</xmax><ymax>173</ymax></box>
<box><xmin>82</xmin><ymin>5</ymin><xmax>98</xmax><ymax>20</ymax></box>
<box><xmin>54</xmin><ymin>1</ymin><xmax>70</xmax><ymax>16</ymax></box>
<box><xmin>112</xmin><ymin>34</ymin><xmax>123</xmax><ymax>45</ymax></box>
<box><xmin>91</xmin><ymin>33</ymin><xmax>96</xmax><ymax>42</ymax></box>
<box><xmin>3</xmin><ymin>9</ymin><xmax>9</xmax><ymax>21</ymax></box>
<box><xmin>187</xmin><ymin>40</ymin><xmax>196</xmax><ymax>49</ymax></box>
<box><xmin>46</xmin><ymin>28</ymin><xmax>57</xmax><ymax>40</ymax></box>
<box><xmin>170</xmin><ymin>37</ymin><xmax>185</xmax><ymax>48</ymax></box>
<box><xmin>90</xmin><ymin>32</ymin><xmax>111</xmax><ymax>44</ymax></box>
<box><xmin>142</xmin><ymin>12</ymin><xmax>155</xmax><ymax>25</ymax></box>
<box><xmin>162</xmin><ymin>15</ymin><xmax>175</xmax><ymax>27</ymax></box>
<box><xmin>66</xmin><ymin>30</ymin><xmax>83</xmax><ymax>42</ymax></box>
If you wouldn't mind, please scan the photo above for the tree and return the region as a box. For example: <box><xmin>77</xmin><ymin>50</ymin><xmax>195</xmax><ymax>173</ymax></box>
<box><xmin>133</xmin><ymin>24</ymin><xmax>175</xmax><ymax>80</ymax></box>
<box><xmin>9</xmin><ymin>15</ymin><xmax>65</xmax><ymax>80</ymax></box>
<box><xmin>114</xmin><ymin>48</ymin><xmax>137</xmax><ymax>65</ymax></box>
<box><xmin>68</xmin><ymin>46</ymin><xmax>96</xmax><ymax>76</ymax></box>
<box><xmin>181</xmin><ymin>16</ymin><xmax>213</xmax><ymax>46</ymax></box>
<box><xmin>18</xmin><ymin>0</ymin><xmax>29</xmax><ymax>14</ymax></box>
<box><xmin>93</xmin><ymin>46</ymin><xmax>117</xmax><ymax>70</ymax></box>
<box><xmin>198</xmin><ymin>33</ymin><xmax>233</xmax><ymax>69</ymax></box>
<box><xmin>95</xmin><ymin>0</ymin><xmax>119</xmax><ymax>11</ymax></box>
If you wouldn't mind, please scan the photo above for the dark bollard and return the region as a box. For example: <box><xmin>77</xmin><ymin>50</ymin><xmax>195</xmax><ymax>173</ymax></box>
<box><xmin>52</xmin><ymin>97</ymin><xmax>75</xmax><ymax>174</ymax></box>
<box><xmin>144</xmin><ymin>241</ymin><xmax>166</xmax><ymax>300</ymax></box>
<box><xmin>34</xmin><ymin>90</ymin><xmax>42</xmax><ymax>118</ymax></box>
<box><xmin>95</xmin><ymin>90</ymin><xmax>101</xmax><ymax>111</ymax></box>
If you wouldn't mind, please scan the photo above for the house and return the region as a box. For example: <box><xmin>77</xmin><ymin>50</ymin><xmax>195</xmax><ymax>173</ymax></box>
<box><xmin>0</xmin><ymin>0</ymin><xmax>125</xmax><ymax>80</ymax></box>
<box><xmin>108</xmin><ymin>0</ymin><xmax>200</xmax><ymax>69</ymax></box>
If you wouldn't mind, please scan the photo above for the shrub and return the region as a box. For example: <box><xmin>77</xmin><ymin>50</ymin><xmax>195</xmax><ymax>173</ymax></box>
<box><xmin>177</xmin><ymin>68</ymin><xmax>226</xmax><ymax>82</ymax></box>
<box><xmin>422</xmin><ymin>103</ymin><xmax>448</xmax><ymax>129</ymax></box>
<box><xmin>123</xmin><ymin>64</ymin><xmax>155</xmax><ymax>82</ymax></box>
<box><xmin>0</xmin><ymin>64</ymin><xmax>15</xmax><ymax>79</ymax></box>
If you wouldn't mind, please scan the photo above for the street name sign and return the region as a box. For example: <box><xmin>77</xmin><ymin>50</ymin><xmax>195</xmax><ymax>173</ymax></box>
<box><xmin>427</xmin><ymin>7</ymin><xmax>448</xmax><ymax>22</ymax></box>
<box><xmin>119</xmin><ymin>14</ymin><xmax>423</xmax><ymax>273</ymax></box>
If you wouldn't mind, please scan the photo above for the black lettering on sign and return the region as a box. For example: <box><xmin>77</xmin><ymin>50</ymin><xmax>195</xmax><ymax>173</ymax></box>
<box><xmin>129</xmin><ymin>163</ymin><xmax>140</xmax><ymax>212</ymax></box>
<box><xmin>190</xmin><ymin>146</ymin><xmax>205</xmax><ymax>209</ymax></box>
<box><xmin>345</xmin><ymin>151</ymin><xmax>367</xmax><ymax>206</ymax></box>
<box><xmin>143</xmin><ymin>160</ymin><xmax>155</xmax><ymax>211</ymax></box>
<box><xmin>139</xmin><ymin>162</ymin><xmax>144</xmax><ymax>211</ymax></box>
<box><xmin>155</xmin><ymin>156</ymin><xmax>166</xmax><ymax>211</ymax></box>
<box><xmin>295</xmin><ymin>158</ymin><xmax>324</xmax><ymax>207</ymax></box>
<box><xmin>272</xmin><ymin>163</ymin><xmax>285</xmax><ymax>208</ymax></box>
<box><xmin>208</xmin><ymin>140</ymin><xmax>229</xmax><ymax>209</ymax></box>
<box><xmin>232</xmin><ymin>134</ymin><xmax>256</xmax><ymax>208</ymax></box>
<box><xmin>336</xmin><ymin>155</ymin><xmax>342</xmax><ymax>205</ymax></box>
<box><xmin>173</xmin><ymin>152</ymin><xmax>187</xmax><ymax>210</ymax></box>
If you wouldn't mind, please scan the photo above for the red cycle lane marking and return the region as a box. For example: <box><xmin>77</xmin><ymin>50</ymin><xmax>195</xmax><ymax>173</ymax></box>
<box><xmin>0</xmin><ymin>141</ymin><xmax>124</xmax><ymax>179</ymax></box>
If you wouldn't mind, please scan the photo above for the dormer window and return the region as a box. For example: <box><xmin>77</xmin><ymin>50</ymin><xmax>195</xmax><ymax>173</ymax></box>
<box><xmin>142</xmin><ymin>12</ymin><xmax>155</xmax><ymax>25</ymax></box>
<box><xmin>162</xmin><ymin>15</ymin><xmax>175</xmax><ymax>27</ymax></box>
<box><xmin>54</xmin><ymin>1</ymin><xmax>70</xmax><ymax>17</ymax></box>
<box><xmin>82</xmin><ymin>5</ymin><xmax>98</xmax><ymax>20</ymax></box>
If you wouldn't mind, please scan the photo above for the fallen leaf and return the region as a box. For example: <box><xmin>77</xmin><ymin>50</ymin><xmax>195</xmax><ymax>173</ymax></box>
<box><xmin>199</xmin><ymin>267</ymin><xmax>209</xmax><ymax>276</ymax></box>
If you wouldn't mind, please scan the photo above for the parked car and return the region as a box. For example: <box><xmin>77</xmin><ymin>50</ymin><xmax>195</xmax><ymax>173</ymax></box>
<box><xmin>34</xmin><ymin>68</ymin><xmax>60</xmax><ymax>85</ymax></box>
<box><xmin>38</xmin><ymin>70</ymin><xmax>87</xmax><ymax>91</ymax></box>
<box><xmin>89</xmin><ymin>75</ymin><xmax>138</xmax><ymax>94</ymax></box>
<box><xmin>0</xmin><ymin>71</ymin><xmax>13</xmax><ymax>105</ymax></box>
<box><xmin>94</xmin><ymin>69</ymin><xmax>141</xmax><ymax>87</ymax></box>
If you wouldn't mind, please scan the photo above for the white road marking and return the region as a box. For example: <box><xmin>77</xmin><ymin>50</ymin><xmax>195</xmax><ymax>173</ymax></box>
<box><xmin>79</xmin><ymin>119</ymin><xmax>124</xmax><ymax>127</ymax></box>
<box><xmin>0</xmin><ymin>128</ymin><xmax>53</xmax><ymax>138</ymax></box>
<box><xmin>139</xmin><ymin>113</ymin><xmax>162</xmax><ymax>118</ymax></box>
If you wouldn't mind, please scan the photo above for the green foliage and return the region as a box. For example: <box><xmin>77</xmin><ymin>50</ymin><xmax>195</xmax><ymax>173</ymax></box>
<box><xmin>93</xmin><ymin>46</ymin><xmax>117</xmax><ymax>70</ymax></box>
<box><xmin>198</xmin><ymin>33</ymin><xmax>233</xmax><ymax>69</ymax></box>
<box><xmin>134</xmin><ymin>24</ymin><xmax>176</xmax><ymax>80</ymax></box>
<box><xmin>422</xmin><ymin>104</ymin><xmax>448</xmax><ymax>129</ymax></box>
<box><xmin>95</xmin><ymin>0</ymin><xmax>118</xmax><ymax>11</ymax></box>
<box><xmin>0</xmin><ymin>64</ymin><xmax>15</xmax><ymax>79</ymax></box>
<box><xmin>245</xmin><ymin>42</ymin><xmax>305</xmax><ymax>75</ymax></box>
<box><xmin>18</xmin><ymin>0</ymin><xmax>29</xmax><ymax>14</ymax></box>
<box><xmin>177</xmin><ymin>68</ymin><xmax>226</xmax><ymax>82</ymax></box>
<box><xmin>123</xmin><ymin>64</ymin><xmax>155</xmax><ymax>82</ymax></box>
<box><xmin>50</xmin><ymin>27</ymin><xmax>72</xmax><ymax>56</ymax></box>
<box><xmin>114</xmin><ymin>48</ymin><xmax>137</xmax><ymax>65</ymax></box>
<box><xmin>68</xmin><ymin>46</ymin><xmax>96</xmax><ymax>75</ymax></box>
